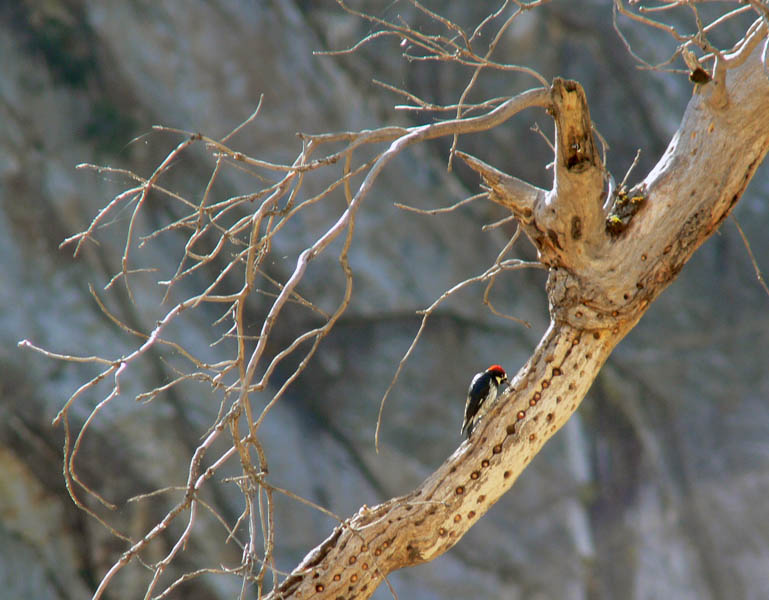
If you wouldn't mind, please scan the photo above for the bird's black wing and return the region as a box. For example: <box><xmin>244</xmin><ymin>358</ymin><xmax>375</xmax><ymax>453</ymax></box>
<box><xmin>462</xmin><ymin>373</ymin><xmax>491</xmax><ymax>437</ymax></box>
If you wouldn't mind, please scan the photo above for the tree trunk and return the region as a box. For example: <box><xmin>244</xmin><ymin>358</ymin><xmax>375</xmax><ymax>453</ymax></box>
<box><xmin>268</xmin><ymin>27</ymin><xmax>769</xmax><ymax>600</ymax></box>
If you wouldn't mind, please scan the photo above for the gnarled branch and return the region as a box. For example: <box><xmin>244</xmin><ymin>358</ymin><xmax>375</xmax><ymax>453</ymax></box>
<box><xmin>266</xmin><ymin>33</ymin><xmax>769</xmax><ymax>600</ymax></box>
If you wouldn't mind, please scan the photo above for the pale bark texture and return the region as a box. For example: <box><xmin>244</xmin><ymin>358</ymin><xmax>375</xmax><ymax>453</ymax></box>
<box><xmin>269</xmin><ymin>31</ymin><xmax>769</xmax><ymax>600</ymax></box>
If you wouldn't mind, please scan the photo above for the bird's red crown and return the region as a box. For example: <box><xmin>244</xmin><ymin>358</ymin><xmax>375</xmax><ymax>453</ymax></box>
<box><xmin>487</xmin><ymin>364</ymin><xmax>506</xmax><ymax>376</ymax></box>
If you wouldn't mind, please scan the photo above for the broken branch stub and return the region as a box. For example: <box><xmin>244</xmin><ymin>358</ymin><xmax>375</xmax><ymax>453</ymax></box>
<box><xmin>536</xmin><ymin>78</ymin><xmax>606</xmax><ymax>270</ymax></box>
<box><xmin>460</xmin><ymin>78</ymin><xmax>607</xmax><ymax>278</ymax></box>
<box><xmin>463</xmin><ymin>50</ymin><xmax>769</xmax><ymax>331</ymax></box>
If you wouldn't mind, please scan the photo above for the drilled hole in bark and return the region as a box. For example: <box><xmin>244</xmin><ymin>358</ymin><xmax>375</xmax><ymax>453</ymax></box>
<box><xmin>313</xmin><ymin>572</ymin><xmax>319</xmax><ymax>579</ymax></box>
<box><xmin>316</xmin><ymin>584</ymin><xmax>324</xmax><ymax>592</ymax></box>
<box><xmin>454</xmin><ymin>514</ymin><xmax>462</xmax><ymax>523</ymax></box>
<box><xmin>552</xmin><ymin>367</ymin><xmax>561</xmax><ymax>376</ymax></box>
<box><xmin>456</xmin><ymin>486</ymin><xmax>464</xmax><ymax>495</ymax></box>
<box><xmin>333</xmin><ymin>574</ymin><xmax>341</xmax><ymax>582</ymax></box>
<box><xmin>547</xmin><ymin>228</ymin><xmax>561</xmax><ymax>249</ymax></box>
<box><xmin>439</xmin><ymin>528</ymin><xmax>447</xmax><ymax>536</ymax></box>
<box><xmin>571</xmin><ymin>216</ymin><xmax>582</xmax><ymax>239</ymax></box>
<box><xmin>546</xmin><ymin>413</ymin><xmax>554</xmax><ymax>422</ymax></box>
<box><xmin>362</xmin><ymin>563</ymin><xmax>368</xmax><ymax>570</ymax></box>
<box><xmin>471</xmin><ymin>471</ymin><xmax>479</xmax><ymax>480</ymax></box>
<box><xmin>568</xmin><ymin>383</ymin><xmax>576</xmax><ymax>391</ymax></box>
<box><xmin>477</xmin><ymin>494</ymin><xmax>486</xmax><ymax>503</ymax></box>
<box><xmin>506</xmin><ymin>424</ymin><xmax>515</xmax><ymax>436</ymax></box>
<box><xmin>542</xmin><ymin>381</ymin><xmax>549</xmax><ymax>389</ymax></box>
<box><xmin>349</xmin><ymin>556</ymin><xmax>356</xmax><ymax>565</ymax></box>
<box><xmin>351</xmin><ymin>574</ymin><xmax>358</xmax><ymax>583</ymax></box>
<box><xmin>503</xmin><ymin>470</ymin><xmax>511</xmax><ymax>479</ymax></box>
<box><xmin>517</xmin><ymin>410</ymin><xmax>526</xmax><ymax>420</ymax></box>
<box><xmin>468</xmin><ymin>510</ymin><xmax>476</xmax><ymax>519</ymax></box>
<box><xmin>593</xmin><ymin>331</ymin><xmax>601</xmax><ymax>339</ymax></box>
<box><xmin>556</xmin><ymin>396</ymin><xmax>562</xmax><ymax>403</ymax></box>
<box><xmin>529</xmin><ymin>433</ymin><xmax>536</xmax><ymax>441</ymax></box>
<box><xmin>493</xmin><ymin>444</ymin><xmax>502</xmax><ymax>454</ymax></box>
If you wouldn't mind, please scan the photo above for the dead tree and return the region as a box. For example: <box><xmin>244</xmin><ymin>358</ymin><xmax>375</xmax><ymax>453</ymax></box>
<box><xmin>23</xmin><ymin>2</ymin><xmax>769</xmax><ymax>599</ymax></box>
<box><xmin>267</xmin><ymin>16</ymin><xmax>769</xmax><ymax>600</ymax></box>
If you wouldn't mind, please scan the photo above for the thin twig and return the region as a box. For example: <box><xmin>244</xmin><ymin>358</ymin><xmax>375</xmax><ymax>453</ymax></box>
<box><xmin>221</xmin><ymin>95</ymin><xmax>264</xmax><ymax>143</ymax></box>
<box><xmin>394</xmin><ymin>192</ymin><xmax>484</xmax><ymax>214</ymax></box>
<box><xmin>619</xmin><ymin>149</ymin><xmax>642</xmax><ymax>190</ymax></box>
<box><xmin>732</xmin><ymin>215</ymin><xmax>769</xmax><ymax>299</ymax></box>
<box><xmin>375</xmin><ymin>256</ymin><xmax>540</xmax><ymax>451</ymax></box>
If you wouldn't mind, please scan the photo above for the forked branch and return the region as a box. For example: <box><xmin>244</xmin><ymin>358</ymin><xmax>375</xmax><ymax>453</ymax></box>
<box><xmin>265</xmin><ymin>34</ymin><xmax>769</xmax><ymax>600</ymax></box>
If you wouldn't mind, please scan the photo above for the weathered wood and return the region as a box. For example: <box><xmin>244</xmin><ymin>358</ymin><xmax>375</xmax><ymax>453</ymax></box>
<box><xmin>267</xmin><ymin>28</ymin><xmax>769</xmax><ymax>600</ymax></box>
<box><xmin>272</xmin><ymin>322</ymin><xmax>617</xmax><ymax>600</ymax></box>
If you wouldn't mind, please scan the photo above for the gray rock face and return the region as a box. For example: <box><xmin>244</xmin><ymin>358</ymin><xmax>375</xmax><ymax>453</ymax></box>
<box><xmin>2</xmin><ymin>2</ymin><xmax>768</xmax><ymax>599</ymax></box>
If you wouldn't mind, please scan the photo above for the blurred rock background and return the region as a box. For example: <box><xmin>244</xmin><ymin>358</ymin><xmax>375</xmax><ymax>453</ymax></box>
<box><xmin>1</xmin><ymin>1</ymin><xmax>768</xmax><ymax>599</ymax></box>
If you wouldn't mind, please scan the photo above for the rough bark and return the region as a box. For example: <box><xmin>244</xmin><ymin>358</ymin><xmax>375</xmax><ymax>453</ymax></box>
<box><xmin>272</xmin><ymin>29</ymin><xmax>769</xmax><ymax>600</ymax></box>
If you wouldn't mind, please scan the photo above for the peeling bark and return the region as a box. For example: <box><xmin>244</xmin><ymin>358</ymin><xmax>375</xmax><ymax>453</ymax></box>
<box><xmin>267</xmin><ymin>30</ymin><xmax>769</xmax><ymax>600</ymax></box>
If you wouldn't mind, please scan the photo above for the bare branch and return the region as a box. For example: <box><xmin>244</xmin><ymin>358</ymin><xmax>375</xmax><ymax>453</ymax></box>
<box><xmin>375</xmin><ymin>255</ymin><xmax>540</xmax><ymax>451</ymax></box>
<box><xmin>394</xmin><ymin>192</ymin><xmax>484</xmax><ymax>214</ymax></box>
<box><xmin>731</xmin><ymin>215</ymin><xmax>769</xmax><ymax>299</ymax></box>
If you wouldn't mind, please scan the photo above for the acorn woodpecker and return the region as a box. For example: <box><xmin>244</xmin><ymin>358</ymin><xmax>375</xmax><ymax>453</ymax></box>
<box><xmin>461</xmin><ymin>365</ymin><xmax>508</xmax><ymax>438</ymax></box>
